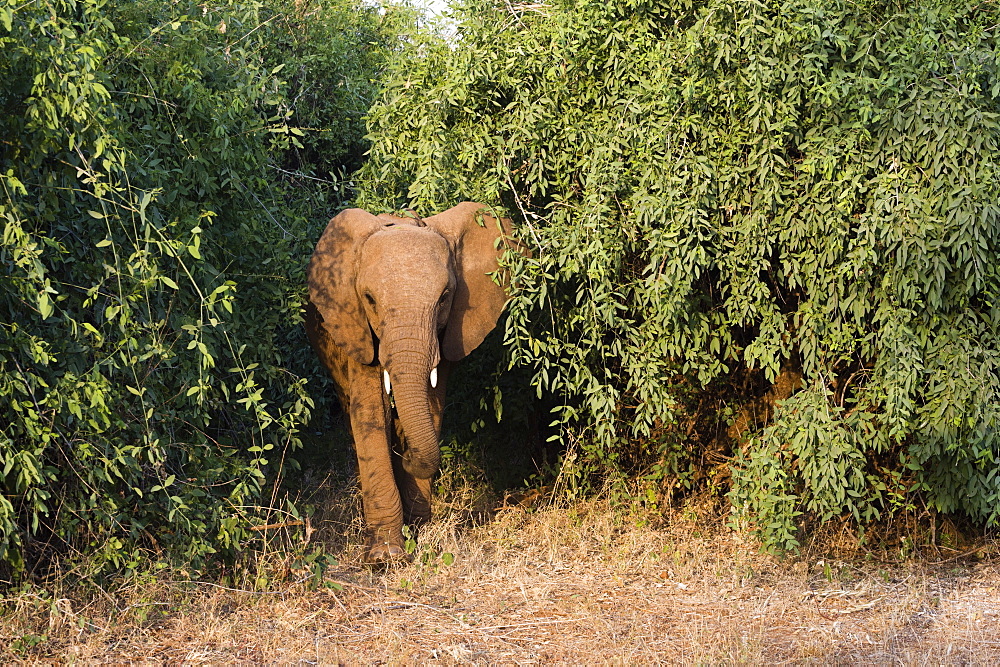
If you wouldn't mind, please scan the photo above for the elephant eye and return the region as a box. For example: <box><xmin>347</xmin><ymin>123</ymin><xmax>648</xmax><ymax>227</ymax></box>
<box><xmin>438</xmin><ymin>289</ymin><xmax>450</xmax><ymax>304</ymax></box>
<box><xmin>364</xmin><ymin>293</ymin><xmax>376</xmax><ymax>309</ymax></box>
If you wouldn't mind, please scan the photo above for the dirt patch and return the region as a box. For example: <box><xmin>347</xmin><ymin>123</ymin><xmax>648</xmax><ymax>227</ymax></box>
<box><xmin>4</xmin><ymin>502</ymin><xmax>999</xmax><ymax>663</ymax></box>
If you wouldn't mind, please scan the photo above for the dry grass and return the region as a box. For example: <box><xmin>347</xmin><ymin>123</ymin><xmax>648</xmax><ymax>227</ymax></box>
<box><xmin>3</xmin><ymin>491</ymin><xmax>1000</xmax><ymax>664</ymax></box>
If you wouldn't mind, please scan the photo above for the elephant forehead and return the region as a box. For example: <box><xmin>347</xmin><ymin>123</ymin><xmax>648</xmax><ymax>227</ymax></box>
<box><xmin>361</xmin><ymin>227</ymin><xmax>451</xmax><ymax>265</ymax></box>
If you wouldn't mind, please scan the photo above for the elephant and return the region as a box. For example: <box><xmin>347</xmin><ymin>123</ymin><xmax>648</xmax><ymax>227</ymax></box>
<box><xmin>305</xmin><ymin>201</ymin><xmax>516</xmax><ymax>563</ymax></box>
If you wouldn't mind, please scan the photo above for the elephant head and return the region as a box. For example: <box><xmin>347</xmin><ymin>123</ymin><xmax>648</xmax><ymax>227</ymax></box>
<box><xmin>307</xmin><ymin>202</ymin><xmax>514</xmax><ymax>485</ymax></box>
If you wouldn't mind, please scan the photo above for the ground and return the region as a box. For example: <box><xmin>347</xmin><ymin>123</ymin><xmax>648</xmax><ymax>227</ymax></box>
<box><xmin>4</xmin><ymin>495</ymin><xmax>999</xmax><ymax>664</ymax></box>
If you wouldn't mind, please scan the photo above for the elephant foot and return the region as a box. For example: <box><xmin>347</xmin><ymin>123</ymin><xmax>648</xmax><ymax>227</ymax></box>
<box><xmin>363</xmin><ymin>527</ymin><xmax>412</xmax><ymax>565</ymax></box>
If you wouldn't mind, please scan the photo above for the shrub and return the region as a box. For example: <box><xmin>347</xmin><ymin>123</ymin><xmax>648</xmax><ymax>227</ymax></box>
<box><xmin>0</xmin><ymin>0</ymin><xmax>401</xmax><ymax>575</ymax></box>
<box><xmin>356</xmin><ymin>0</ymin><xmax>1000</xmax><ymax>550</ymax></box>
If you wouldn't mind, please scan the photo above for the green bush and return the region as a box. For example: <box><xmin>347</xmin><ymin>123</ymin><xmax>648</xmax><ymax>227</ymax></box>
<box><xmin>0</xmin><ymin>0</ymin><xmax>402</xmax><ymax>575</ymax></box>
<box><xmin>357</xmin><ymin>0</ymin><xmax>1000</xmax><ymax>550</ymax></box>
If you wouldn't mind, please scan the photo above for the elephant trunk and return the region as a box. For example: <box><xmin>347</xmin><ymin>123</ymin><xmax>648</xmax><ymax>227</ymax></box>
<box><xmin>382</xmin><ymin>316</ymin><xmax>441</xmax><ymax>479</ymax></box>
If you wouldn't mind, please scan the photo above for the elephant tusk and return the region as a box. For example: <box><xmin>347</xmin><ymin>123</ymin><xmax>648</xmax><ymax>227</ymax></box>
<box><xmin>384</xmin><ymin>370</ymin><xmax>391</xmax><ymax>395</ymax></box>
<box><xmin>430</xmin><ymin>367</ymin><xmax>437</xmax><ymax>389</ymax></box>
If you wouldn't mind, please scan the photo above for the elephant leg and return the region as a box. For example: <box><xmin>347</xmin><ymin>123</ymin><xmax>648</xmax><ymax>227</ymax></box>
<box><xmin>392</xmin><ymin>360</ymin><xmax>452</xmax><ymax>529</ymax></box>
<box><xmin>392</xmin><ymin>454</ymin><xmax>432</xmax><ymax>528</ymax></box>
<box><xmin>347</xmin><ymin>363</ymin><xmax>407</xmax><ymax>563</ymax></box>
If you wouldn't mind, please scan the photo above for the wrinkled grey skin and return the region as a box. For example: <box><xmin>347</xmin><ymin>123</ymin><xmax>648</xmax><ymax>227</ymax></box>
<box><xmin>306</xmin><ymin>202</ymin><xmax>514</xmax><ymax>562</ymax></box>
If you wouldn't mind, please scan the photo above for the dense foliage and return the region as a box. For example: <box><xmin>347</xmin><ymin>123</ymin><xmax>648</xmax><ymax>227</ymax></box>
<box><xmin>358</xmin><ymin>0</ymin><xmax>1000</xmax><ymax>549</ymax></box>
<box><xmin>0</xmin><ymin>0</ymin><xmax>403</xmax><ymax>574</ymax></box>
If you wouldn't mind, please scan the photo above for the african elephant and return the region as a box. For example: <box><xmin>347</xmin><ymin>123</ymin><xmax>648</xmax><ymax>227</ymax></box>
<box><xmin>305</xmin><ymin>202</ymin><xmax>515</xmax><ymax>563</ymax></box>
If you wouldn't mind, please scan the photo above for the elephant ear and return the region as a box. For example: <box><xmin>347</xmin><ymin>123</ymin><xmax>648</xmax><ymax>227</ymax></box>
<box><xmin>308</xmin><ymin>208</ymin><xmax>383</xmax><ymax>365</ymax></box>
<box><xmin>425</xmin><ymin>202</ymin><xmax>515</xmax><ymax>361</ymax></box>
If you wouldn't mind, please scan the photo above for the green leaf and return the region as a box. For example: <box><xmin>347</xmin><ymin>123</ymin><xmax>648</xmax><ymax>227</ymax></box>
<box><xmin>37</xmin><ymin>292</ymin><xmax>53</xmax><ymax>319</ymax></box>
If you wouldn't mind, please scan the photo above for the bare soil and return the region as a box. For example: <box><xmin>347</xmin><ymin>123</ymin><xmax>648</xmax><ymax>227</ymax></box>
<box><xmin>3</xmin><ymin>495</ymin><xmax>999</xmax><ymax>664</ymax></box>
